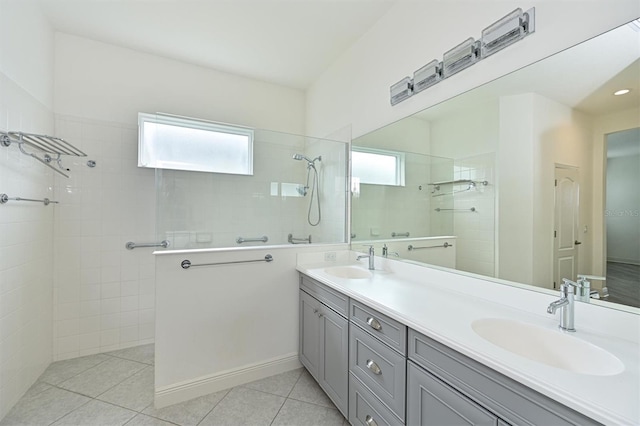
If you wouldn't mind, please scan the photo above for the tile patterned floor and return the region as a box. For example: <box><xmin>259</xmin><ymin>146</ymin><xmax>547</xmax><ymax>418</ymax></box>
<box><xmin>1</xmin><ymin>345</ymin><xmax>348</xmax><ymax>426</ymax></box>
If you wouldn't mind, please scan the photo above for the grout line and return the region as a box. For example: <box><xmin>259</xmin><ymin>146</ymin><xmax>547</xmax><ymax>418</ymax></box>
<box><xmin>41</xmin><ymin>355</ymin><xmax>112</xmax><ymax>387</ymax></box>
<box><xmin>45</xmin><ymin>395</ymin><xmax>94</xmax><ymax>426</ymax></box>
<box><xmin>194</xmin><ymin>388</ymin><xmax>231</xmax><ymax>426</ymax></box>
<box><xmin>268</xmin><ymin>367</ymin><xmax>306</xmax><ymax>426</ymax></box>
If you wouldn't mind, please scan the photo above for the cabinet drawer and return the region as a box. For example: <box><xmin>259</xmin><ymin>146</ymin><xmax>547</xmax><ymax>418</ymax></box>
<box><xmin>350</xmin><ymin>324</ymin><xmax>406</xmax><ymax>421</ymax></box>
<box><xmin>408</xmin><ymin>329</ymin><xmax>601</xmax><ymax>426</ymax></box>
<box><xmin>350</xmin><ymin>300</ymin><xmax>406</xmax><ymax>354</ymax></box>
<box><xmin>300</xmin><ymin>275</ymin><xmax>349</xmax><ymax>317</ymax></box>
<box><xmin>407</xmin><ymin>361</ymin><xmax>497</xmax><ymax>426</ymax></box>
<box><xmin>349</xmin><ymin>373</ymin><xmax>403</xmax><ymax>426</ymax></box>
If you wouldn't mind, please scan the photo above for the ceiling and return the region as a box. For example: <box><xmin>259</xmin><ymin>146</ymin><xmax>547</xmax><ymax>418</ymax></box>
<box><xmin>38</xmin><ymin>0</ymin><xmax>397</xmax><ymax>90</ymax></box>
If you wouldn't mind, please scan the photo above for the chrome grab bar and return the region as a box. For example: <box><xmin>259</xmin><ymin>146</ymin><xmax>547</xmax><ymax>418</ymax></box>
<box><xmin>435</xmin><ymin>207</ymin><xmax>476</xmax><ymax>212</ymax></box>
<box><xmin>236</xmin><ymin>235</ymin><xmax>268</xmax><ymax>244</ymax></box>
<box><xmin>181</xmin><ymin>254</ymin><xmax>273</xmax><ymax>269</ymax></box>
<box><xmin>408</xmin><ymin>242</ymin><xmax>453</xmax><ymax>251</ymax></box>
<box><xmin>391</xmin><ymin>232</ymin><xmax>410</xmax><ymax>237</ymax></box>
<box><xmin>0</xmin><ymin>193</ymin><xmax>59</xmax><ymax>205</ymax></box>
<box><xmin>126</xmin><ymin>240</ymin><xmax>170</xmax><ymax>250</ymax></box>
<box><xmin>288</xmin><ymin>234</ymin><xmax>311</xmax><ymax>244</ymax></box>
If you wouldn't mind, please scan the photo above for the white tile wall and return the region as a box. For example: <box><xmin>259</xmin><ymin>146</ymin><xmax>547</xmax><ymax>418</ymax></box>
<box><xmin>156</xmin><ymin>130</ymin><xmax>348</xmax><ymax>249</ymax></box>
<box><xmin>0</xmin><ymin>73</ymin><xmax>55</xmax><ymax>419</ymax></box>
<box><xmin>52</xmin><ymin>115</ymin><xmax>156</xmax><ymax>360</ymax></box>
<box><xmin>453</xmin><ymin>153</ymin><xmax>496</xmax><ymax>277</ymax></box>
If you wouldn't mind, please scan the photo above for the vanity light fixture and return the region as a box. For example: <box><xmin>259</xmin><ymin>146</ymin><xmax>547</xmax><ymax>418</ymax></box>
<box><xmin>613</xmin><ymin>89</ymin><xmax>631</xmax><ymax>96</ymax></box>
<box><xmin>480</xmin><ymin>8</ymin><xmax>534</xmax><ymax>58</ymax></box>
<box><xmin>390</xmin><ymin>7</ymin><xmax>535</xmax><ymax>105</ymax></box>
<box><xmin>442</xmin><ymin>38</ymin><xmax>480</xmax><ymax>78</ymax></box>
<box><xmin>413</xmin><ymin>60</ymin><xmax>441</xmax><ymax>94</ymax></box>
<box><xmin>390</xmin><ymin>77</ymin><xmax>413</xmax><ymax>105</ymax></box>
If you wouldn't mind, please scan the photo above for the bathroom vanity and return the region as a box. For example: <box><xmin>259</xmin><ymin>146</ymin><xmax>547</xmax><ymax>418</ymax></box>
<box><xmin>297</xmin><ymin>252</ymin><xmax>640</xmax><ymax>426</ymax></box>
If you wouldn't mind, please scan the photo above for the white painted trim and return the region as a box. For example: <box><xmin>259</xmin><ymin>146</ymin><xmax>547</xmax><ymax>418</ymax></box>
<box><xmin>153</xmin><ymin>352</ymin><xmax>302</xmax><ymax>408</ymax></box>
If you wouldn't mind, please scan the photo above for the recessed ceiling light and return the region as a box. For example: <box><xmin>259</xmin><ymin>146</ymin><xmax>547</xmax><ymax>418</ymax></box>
<box><xmin>613</xmin><ymin>89</ymin><xmax>631</xmax><ymax>96</ymax></box>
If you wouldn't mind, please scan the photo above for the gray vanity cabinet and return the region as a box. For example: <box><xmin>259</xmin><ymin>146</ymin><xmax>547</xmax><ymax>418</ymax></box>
<box><xmin>349</xmin><ymin>300</ymin><xmax>407</xmax><ymax>425</ymax></box>
<box><xmin>407</xmin><ymin>361</ymin><xmax>498</xmax><ymax>426</ymax></box>
<box><xmin>299</xmin><ymin>276</ymin><xmax>349</xmax><ymax>417</ymax></box>
<box><xmin>407</xmin><ymin>329</ymin><xmax>602</xmax><ymax>426</ymax></box>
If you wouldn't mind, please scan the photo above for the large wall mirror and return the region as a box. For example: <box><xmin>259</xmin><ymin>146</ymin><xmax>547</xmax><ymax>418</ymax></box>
<box><xmin>351</xmin><ymin>19</ymin><xmax>640</xmax><ymax>311</ymax></box>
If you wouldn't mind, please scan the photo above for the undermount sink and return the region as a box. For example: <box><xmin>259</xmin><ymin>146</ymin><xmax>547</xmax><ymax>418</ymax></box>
<box><xmin>472</xmin><ymin>318</ymin><xmax>624</xmax><ymax>376</ymax></box>
<box><xmin>324</xmin><ymin>265</ymin><xmax>373</xmax><ymax>279</ymax></box>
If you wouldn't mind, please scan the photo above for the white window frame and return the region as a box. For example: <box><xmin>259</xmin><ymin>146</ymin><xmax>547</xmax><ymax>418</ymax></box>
<box><xmin>352</xmin><ymin>146</ymin><xmax>406</xmax><ymax>186</ymax></box>
<box><xmin>138</xmin><ymin>113</ymin><xmax>254</xmax><ymax>175</ymax></box>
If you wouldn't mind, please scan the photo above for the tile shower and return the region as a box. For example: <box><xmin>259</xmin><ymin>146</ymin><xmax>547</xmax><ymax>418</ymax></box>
<box><xmin>50</xmin><ymin>115</ymin><xmax>349</xmax><ymax>364</ymax></box>
<box><xmin>155</xmin><ymin>129</ymin><xmax>348</xmax><ymax>249</ymax></box>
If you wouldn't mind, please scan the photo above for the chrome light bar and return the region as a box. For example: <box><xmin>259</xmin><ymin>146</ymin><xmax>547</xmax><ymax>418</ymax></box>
<box><xmin>390</xmin><ymin>77</ymin><xmax>413</xmax><ymax>105</ymax></box>
<box><xmin>481</xmin><ymin>8</ymin><xmax>535</xmax><ymax>58</ymax></box>
<box><xmin>390</xmin><ymin>7</ymin><xmax>535</xmax><ymax>106</ymax></box>
<box><xmin>413</xmin><ymin>59</ymin><xmax>441</xmax><ymax>94</ymax></box>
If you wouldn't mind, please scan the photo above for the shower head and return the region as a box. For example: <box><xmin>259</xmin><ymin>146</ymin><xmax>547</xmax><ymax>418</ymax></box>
<box><xmin>292</xmin><ymin>153</ymin><xmax>321</xmax><ymax>165</ymax></box>
<box><xmin>293</xmin><ymin>153</ymin><xmax>312</xmax><ymax>162</ymax></box>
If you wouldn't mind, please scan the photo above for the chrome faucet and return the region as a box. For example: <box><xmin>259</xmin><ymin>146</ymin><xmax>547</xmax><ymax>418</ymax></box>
<box><xmin>382</xmin><ymin>244</ymin><xmax>399</xmax><ymax>258</ymax></box>
<box><xmin>547</xmin><ymin>278</ymin><xmax>576</xmax><ymax>332</ymax></box>
<box><xmin>357</xmin><ymin>245</ymin><xmax>375</xmax><ymax>270</ymax></box>
<box><xmin>576</xmin><ymin>274</ymin><xmax>607</xmax><ymax>302</ymax></box>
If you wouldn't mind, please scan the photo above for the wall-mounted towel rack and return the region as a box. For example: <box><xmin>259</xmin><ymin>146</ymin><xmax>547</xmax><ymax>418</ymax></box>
<box><xmin>422</xmin><ymin>179</ymin><xmax>489</xmax><ymax>196</ymax></box>
<box><xmin>0</xmin><ymin>193</ymin><xmax>59</xmax><ymax>206</ymax></box>
<box><xmin>1</xmin><ymin>131</ymin><xmax>86</xmax><ymax>178</ymax></box>
<box><xmin>435</xmin><ymin>207</ymin><xmax>476</xmax><ymax>212</ymax></box>
<box><xmin>125</xmin><ymin>240</ymin><xmax>170</xmax><ymax>250</ymax></box>
<box><xmin>288</xmin><ymin>234</ymin><xmax>312</xmax><ymax>244</ymax></box>
<box><xmin>181</xmin><ymin>254</ymin><xmax>273</xmax><ymax>269</ymax></box>
<box><xmin>391</xmin><ymin>232</ymin><xmax>410</xmax><ymax>237</ymax></box>
<box><xmin>408</xmin><ymin>242</ymin><xmax>453</xmax><ymax>251</ymax></box>
<box><xmin>236</xmin><ymin>235</ymin><xmax>268</xmax><ymax>244</ymax></box>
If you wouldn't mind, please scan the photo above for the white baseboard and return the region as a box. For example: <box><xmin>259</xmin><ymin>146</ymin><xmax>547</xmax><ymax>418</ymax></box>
<box><xmin>154</xmin><ymin>352</ymin><xmax>302</xmax><ymax>408</ymax></box>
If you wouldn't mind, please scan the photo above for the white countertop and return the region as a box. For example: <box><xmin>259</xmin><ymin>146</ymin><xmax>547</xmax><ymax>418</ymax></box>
<box><xmin>297</xmin><ymin>251</ymin><xmax>640</xmax><ymax>425</ymax></box>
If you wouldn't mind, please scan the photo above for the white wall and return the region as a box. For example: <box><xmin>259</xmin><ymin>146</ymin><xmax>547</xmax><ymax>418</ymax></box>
<box><xmin>498</xmin><ymin>93</ymin><xmax>593</xmax><ymax>288</ymax></box>
<box><xmin>306</xmin><ymin>1</ymin><xmax>640</xmax><ymax>140</ymax></box>
<box><xmin>531</xmin><ymin>94</ymin><xmax>593</xmax><ymax>288</ymax></box>
<box><xmin>154</xmin><ymin>244</ymin><xmax>346</xmax><ymax>407</ymax></box>
<box><xmin>54</xmin><ymin>33</ymin><xmax>306</xmax><ymax>133</ymax></box>
<box><xmin>0</xmin><ymin>0</ymin><xmax>55</xmax><ymax>419</ymax></box>
<box><xmin>50</xmin><ymin>33</ymin><xmax>309</xmax><ymax>360</ymax></box>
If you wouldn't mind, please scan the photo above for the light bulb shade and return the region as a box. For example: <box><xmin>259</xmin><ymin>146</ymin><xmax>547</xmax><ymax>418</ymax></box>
<box><xmin>442</xmin><ymin>38</ymin><xmax>480</xmax><ymax>79</ymax></box>
<box><xmin>413</xmin><ymin>60</ymin><xmax>441</xmax><ymax>94</ymax></box>
<box><xmin>481</xmin><ymin>8</ymin><xmax>535</xmax><ymax>58</ymax></box>
<box><xmin>390</xmin><ymin>77</ymin><xmax>413</xmax><ymax>105</ymax></box>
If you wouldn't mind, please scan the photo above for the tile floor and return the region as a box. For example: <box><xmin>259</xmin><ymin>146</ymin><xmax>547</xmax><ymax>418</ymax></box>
<box><xmin>1</xmin><ymin>345</ymin><xmax>348</xmax><ymax>426</ymax></box>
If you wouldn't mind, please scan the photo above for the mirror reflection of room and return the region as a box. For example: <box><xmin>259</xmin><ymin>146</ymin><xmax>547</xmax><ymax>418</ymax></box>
<box><xmin>351</xmin><ymin>21</ymin><xmax>640</xmax><ymax>309</ymax></box>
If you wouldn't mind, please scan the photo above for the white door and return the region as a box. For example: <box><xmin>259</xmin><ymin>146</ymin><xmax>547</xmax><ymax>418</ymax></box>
<box><xmin>553</xmin><ymin>166</ymin><xmax>580</xmax><ymax>289</ymax></box>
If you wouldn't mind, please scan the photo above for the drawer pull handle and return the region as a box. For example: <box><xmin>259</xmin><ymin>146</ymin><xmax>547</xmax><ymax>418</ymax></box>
<box><xmin>366</xmin><ymin>317</ymin><xmax>382</xmax><ymax>330</ymax></box>
<box><xmin>365</xmin><ymin>415</ymin><xmax>378</xmax><ymax>426</ymax></box>
<box><xmin>366</xmin><ymin>359</ymin><xmax>382</xmax><ymax>375</ymax></box>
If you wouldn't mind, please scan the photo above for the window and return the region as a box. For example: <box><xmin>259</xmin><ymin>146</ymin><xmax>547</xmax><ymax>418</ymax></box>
<box><xmin>352</xmin><ymin>146</ymin><xmax>405</xmax><ymax>186</ymax></box>
<box><xmin>138</xmin><ymin>113</ymin><xmax>253</xmax><ymax>175</ymax></box>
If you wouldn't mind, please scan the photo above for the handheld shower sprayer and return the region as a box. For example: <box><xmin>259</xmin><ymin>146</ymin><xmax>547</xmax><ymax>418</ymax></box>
<box><xmin>292</xmin><ymin>153</ymin><xmax>322</xmax><ymax>226</ymax></box>
<box><xmin>292</xmin><ymin>153</ymin><xmax>321</xmax><ymax>166</ymax></box>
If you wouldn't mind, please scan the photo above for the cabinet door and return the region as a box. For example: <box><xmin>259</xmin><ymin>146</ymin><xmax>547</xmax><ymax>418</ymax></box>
<box><xmin>407</xmin><ymin>361</ymin><xmax>498</xmax><ymax>426</ymax></box>
<box><xmin>299</xmin><ymin>290</ymin><xmax>321</xmax><ymax>377</ymax></box>
<box><xmin>318</xmin><ymin>305</ymin><xmax>349</xmax><ymax>417</ymax></box>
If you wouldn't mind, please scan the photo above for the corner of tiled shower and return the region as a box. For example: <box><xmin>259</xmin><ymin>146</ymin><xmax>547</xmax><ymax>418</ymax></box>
<box><xmin>0</xmin><ymin>74</ymin><xmax>56</xmax><ymax>419</ymax></box>
<box><xmin>52</xmin><ymin>115</ymin><xmax>157</xmax><ymax>361</ymax></box>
